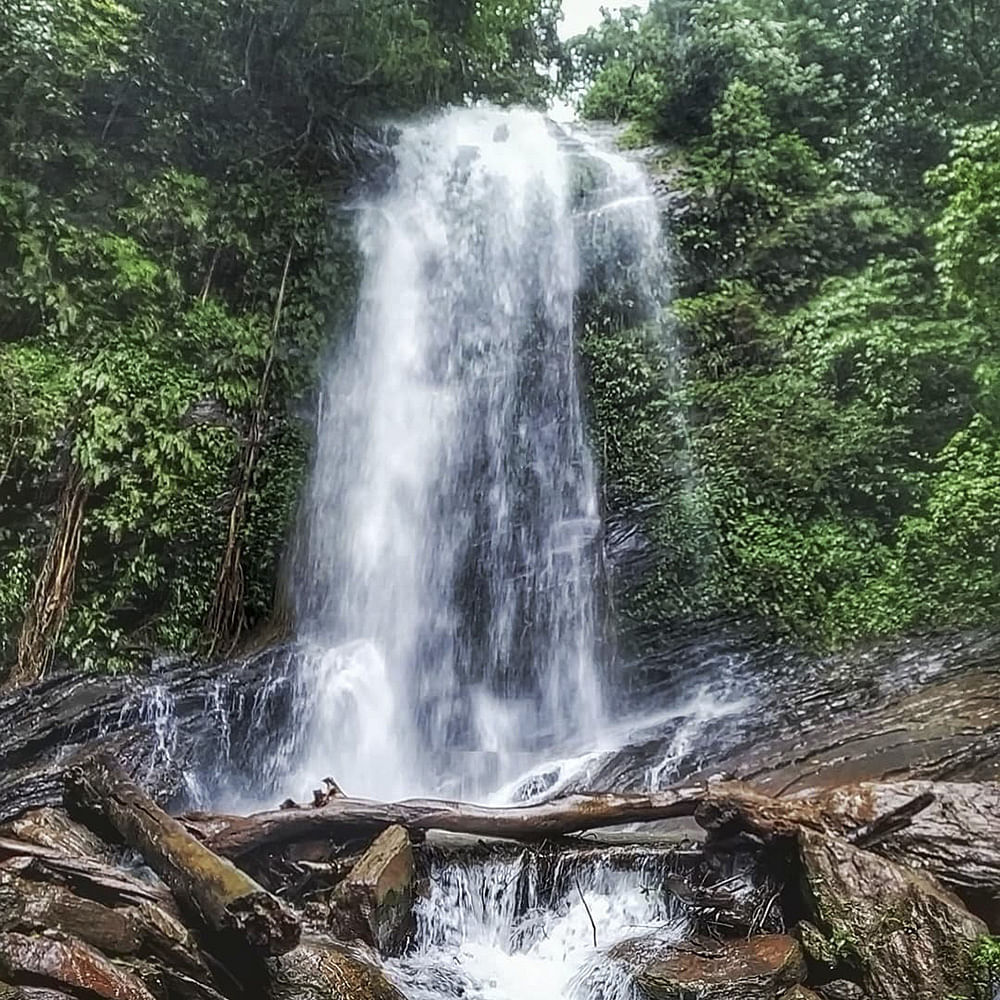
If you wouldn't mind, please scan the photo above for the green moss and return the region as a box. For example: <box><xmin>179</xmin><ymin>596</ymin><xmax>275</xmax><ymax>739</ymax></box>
<box><xmin>970</xmin><ymin>936</ymin><xmax>1000</xmax><ymax>1000</ymax></box>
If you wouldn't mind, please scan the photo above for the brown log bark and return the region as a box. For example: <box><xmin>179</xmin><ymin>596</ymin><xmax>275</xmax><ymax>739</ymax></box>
<box><xmin>64</xmin><ymin>755</ymin><xmax>299</xmax><ymax>956</ymax></box>
<box><xmin>199</xmin><ymin>779</ymin><xmax>982</xmax><ymax>876</ymax></box>
<box><xmin>204</xmin><ymin>786</ymin><xmax>710</xmax><ymax>856</ymax></box>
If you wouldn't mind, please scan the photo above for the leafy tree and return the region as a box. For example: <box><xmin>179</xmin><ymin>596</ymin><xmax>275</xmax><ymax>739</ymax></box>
<box><xmin>0</xmin><ymin>0</ymin><xmax>564</xmax><ymax>682</ymax></box>
<box><xmin>929</xmin><ymin>123</ymin><xmax>1000</xmax><ymax>328</ymax></box>
<box><xmin>575</xmin><ymin>0</ymin><xmax>1000</xmax><ymax>645</ymax></box>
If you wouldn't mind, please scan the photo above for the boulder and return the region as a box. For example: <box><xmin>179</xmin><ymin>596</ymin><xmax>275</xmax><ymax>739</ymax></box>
<box><xmin>811</xmin><ymin>780</ymin><xmax>1000</xmax><ymax>928</ymax></box>
<box><xmin>329</xmin><ymin>825</ymin><xmax>414</xmax><ymax>956</ymax></box>
<box><xmin>780</xmin><ymin>989</ymin><xmax>824</xmax><ymax>1000</ymax></box>
<box><xmin>0</xmin><ymin>932</ymin><xmax>156</xmax><ymax>1000</ymax></box>
<box><xmin>618</xmin><ymin>933</ymin><xmax>806</xmax><ymax>999</ymax></box>
<box><xmin>267</xmin><ymin>936</ymin><xmax>405</xmax><ymax>1000</ymax></box>
<box><xmin>798</xmin><ymin>828</ymin><xmax>986</xmax><ymax>1000</ymax></box>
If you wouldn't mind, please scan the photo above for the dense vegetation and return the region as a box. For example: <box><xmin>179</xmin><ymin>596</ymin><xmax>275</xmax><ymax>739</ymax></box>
<box><xmin>573</xmin><ymin>0</ymin><xmax>1000</xmax><ymax>645</ymax></box>
<box><xmin>0</xmin><ymin>0</ymin><xmax>561</xmax><ymax>681</ymax></box>
<box><xmin>3</xmin><ymin>0</ymin><xmax>998</xmax><ymax>682</ymax></box>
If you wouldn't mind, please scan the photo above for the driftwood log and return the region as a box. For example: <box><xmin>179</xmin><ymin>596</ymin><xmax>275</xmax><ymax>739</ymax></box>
<box><xmin>64</xmin><ymin>755</ymin><xmax>300</xmax><ymax>957</ymax></box>
<box><xmin>194</xmin><ymin>778</ymin><xmax>1000</xmax><ymax>924</ymax></box>
<box><xmin>197</xmin><ymin>780</ymin><xmax>953</xmax><ymax>858</ymax></box>
<box><xmin>201</xmin><ymin>786</ymin><xmax>711</xmax><ymax>856</ymax></box>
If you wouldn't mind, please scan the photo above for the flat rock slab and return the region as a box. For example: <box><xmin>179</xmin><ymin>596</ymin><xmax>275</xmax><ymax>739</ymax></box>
<box><xmin>813</xmin><ymin>779</ymin><xmax>1000</xmax><ymax>927</ymax></box>
<box><xmin>632</xmin><ymin>934</ymin><xmax>806</xmax><ymax>999</ymax></box>
<box><xmin>696</xmin><ymin>664</ymin><xmax>1000</xmax><ymax>795</ymax></box>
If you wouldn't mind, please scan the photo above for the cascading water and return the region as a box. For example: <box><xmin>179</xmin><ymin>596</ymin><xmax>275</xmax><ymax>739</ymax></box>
<box><xmin>293</xmin><ymin>108</ymin><xmax>611</xmax><ymax>802</ymax></box>
<box><xmin>285</xmin><ymin>106</ymin><xmax>688</xmax><ymax>999</ymax></box>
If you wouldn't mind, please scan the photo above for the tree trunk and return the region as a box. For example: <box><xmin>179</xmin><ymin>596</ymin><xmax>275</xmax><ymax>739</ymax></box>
<box><xmin>64</xmin><ymin>755</ymin><xmax>300</xmax><ymax>957</ymax></box>
<box><xmin>204</xmin><ymin>241</ymin><xmax>294</xmax><ymax>658</ymax></box>
<box><xmin>7</xmin><ymin>465</ymin><xmax>87</xmax><ymax>690</ymax></box>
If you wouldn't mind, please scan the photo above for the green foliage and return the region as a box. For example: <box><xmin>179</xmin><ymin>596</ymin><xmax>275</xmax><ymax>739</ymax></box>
<box><xmin>929</xmin><ymin>123</ymin><xmax>1000</xmax><ymax>328</ymax></box>
<box><xmin>580</xmin><ymin>315</ymin><xmax>715</xmax><ymax>626</ymax></box>
<box><xmin>0</xmin><ymin>0</ymin><xmax>563</xmax><ymax>674</ymax></box>
<box><xmin>967</xmin><ymin>936</ymin><xmax>1000</xmax><ymax>1000</ymax></box>
<box><xmin>576</xmin><ymin>0</ymin><xmax>1000</xmax><ymax>645</ymax></box>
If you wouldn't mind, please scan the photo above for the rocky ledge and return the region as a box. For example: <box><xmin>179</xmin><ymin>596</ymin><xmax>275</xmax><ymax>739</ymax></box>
<box><xmin>0</xmin><ymin>629</ymin><xmax>998</xmax><ymax>999</ymax></box>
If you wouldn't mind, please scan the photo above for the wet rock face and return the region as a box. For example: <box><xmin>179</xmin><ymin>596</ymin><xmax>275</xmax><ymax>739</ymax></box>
<box><xmin>621</xmin><ymin>933</ymin><xmax>806</xmax><ymax>1000</ymax></box>
<box><xmin>815</xmin><ymin>982</ymin><xmax>865</xmax><ymax>1000</ymax></box>
<box><xmin>0</xmin><ymin>645</ymin><xmax>298</xmax><ymax>823</ymax></box>
<box><xmin>268</xmin><ymin>937</ymin><xmax>406</xmax><ymax>1000</ymax></box>
<box><xmin>328</xmin><ymin>825</ymin><xmax>415</xmax><ymax>956</ymax></box>
<box><xmin>543</xmin><ymin>628</ymin><xmax>1000</xmax><ymax>800</ymax></box>
<box><xmin>799</xmin><ymin>829</ymin><xmax>987</xmax><ymax>1000</ymax></box>
<box><xmin>0</xmin><ymin>931</ymin><xmax>156</xmax><ymax>1000</ymax></box>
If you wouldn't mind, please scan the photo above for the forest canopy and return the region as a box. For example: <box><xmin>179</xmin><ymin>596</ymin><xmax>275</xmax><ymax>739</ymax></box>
<box><xmin>2</xmin><ymin>0</ymin><xmax>999</xmax><ymax>684</ymax></box>
<box><xmin>0</xmin><ymin>0</ymin><xmax>563</xmax><ymax>682</ymax></box>
<box><xmin>571</xmin><ymin>0</ymin><xmax>1000</xmax><ymax>643</ymax></box>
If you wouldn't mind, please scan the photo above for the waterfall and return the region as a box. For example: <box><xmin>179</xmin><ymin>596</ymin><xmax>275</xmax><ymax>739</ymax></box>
<box><xmin>282</xmin><ymin>107</ymin><xmax>681</xmax><ymax>998</ymax></box>
<box><xmin>292</xmin><ymin>108</ymin><xmax>626</xmax><ymax>801</ymax></box>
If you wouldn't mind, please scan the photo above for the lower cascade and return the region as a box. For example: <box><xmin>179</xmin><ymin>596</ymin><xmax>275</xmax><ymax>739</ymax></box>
<box><xmin>290</xmin><ymin>107</ymin><xmax>675</xmax><ymax>997</ymax></box>
<box><xmin>389</xmin><ymin>850</ymin><xmax>689</xmax><ymax>1000</ymax></box>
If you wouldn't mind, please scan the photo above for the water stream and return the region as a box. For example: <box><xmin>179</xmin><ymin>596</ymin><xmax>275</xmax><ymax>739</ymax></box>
<box><xmin>289</xmin><ymin>106</ymin><xmax>690</xmax><ymax>998</ymax></box>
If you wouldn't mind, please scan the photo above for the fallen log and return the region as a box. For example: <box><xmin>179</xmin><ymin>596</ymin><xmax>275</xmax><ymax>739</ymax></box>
<box><xmin>197</xmin><ymin>779</ymin><xmax>953</xmax><ymax>859</ymax></box>
<box><xmin>64</xmin><ymin>754</ymin><xmax>300</xmax><ymax>957</ymax></box>
<box><xmin>204</xmin><ymin>786</ymin><xmax>710</xmax><ymax>856</ymax></box>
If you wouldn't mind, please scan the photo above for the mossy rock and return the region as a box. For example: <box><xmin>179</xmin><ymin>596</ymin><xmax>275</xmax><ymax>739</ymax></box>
<box><xmin>798</xmin><ymin>829</ymin><xmax>986</xmax><ymax>1000</ymax></box>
